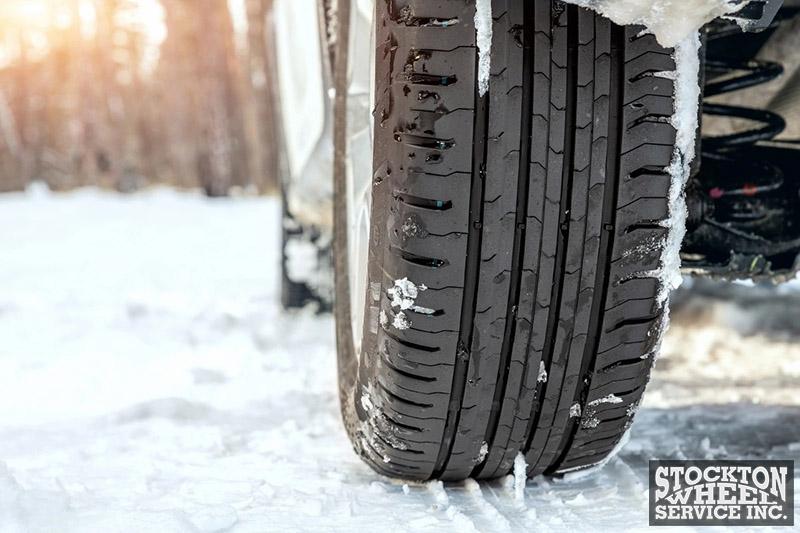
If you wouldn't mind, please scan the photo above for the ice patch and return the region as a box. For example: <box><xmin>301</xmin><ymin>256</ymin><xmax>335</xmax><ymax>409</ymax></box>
<box><xmin>475</xmin><ymin>0</ymin><xmax>493</xmax><ymax>97</ymax></box>
<box><xmin>564</xmin><ymin>0</ymin><xmax>745</xmax><ymax>47</ymax></box>
<box><xmin>569</xmin><ymin>403</ymin><xmax>582</xmax><ymax>418</ymax></box>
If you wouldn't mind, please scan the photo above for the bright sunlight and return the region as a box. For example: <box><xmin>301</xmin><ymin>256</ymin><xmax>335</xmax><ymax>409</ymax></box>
<box><xmin>0</xmin><ymin>0</ymin><xmax>166</xmax><ymax>70</ymax></box>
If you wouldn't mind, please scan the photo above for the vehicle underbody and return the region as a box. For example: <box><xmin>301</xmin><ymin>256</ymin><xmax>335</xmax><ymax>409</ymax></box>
<box><xmin>684</xmin><ymin>2</ymin><xmax>800</xmax><ymax>280</ymax></box>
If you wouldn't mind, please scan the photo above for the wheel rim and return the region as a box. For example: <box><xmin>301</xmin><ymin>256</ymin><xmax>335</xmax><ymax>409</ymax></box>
<box><xmin>346</xmin><ymin>1</ymin><xmax>375</xmax><ymax>360</ymax></box>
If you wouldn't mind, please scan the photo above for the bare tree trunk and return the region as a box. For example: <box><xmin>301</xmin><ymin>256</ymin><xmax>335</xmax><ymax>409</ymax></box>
<box><xmin>159</xmin><ymin>0</ymin><xmax>203</xmax><ymax>189</ymax></box>
<box><xmin>246</xmin><ymin>0</ymin><xmax>279</xmax><ymax>194</ymax></box>
<box><xmin>188</xmin><ymin>0</ymin><xmax>250</xmax><ymax>196</ymax></box>
<box><xmin>0</xmin><ymin>89</ymin><xmax>22</xmax><ymax>159</ymax></box>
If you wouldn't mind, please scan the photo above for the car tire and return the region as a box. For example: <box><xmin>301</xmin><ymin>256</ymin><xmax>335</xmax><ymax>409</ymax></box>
<box><xmin>335</xmin><ymin>0</ymin><xmax>679</xmax><ymax>480</ymax></box>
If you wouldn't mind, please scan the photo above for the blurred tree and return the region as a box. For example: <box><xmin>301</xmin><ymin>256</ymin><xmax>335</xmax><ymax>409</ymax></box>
<box><xmin>245</xmin><ymin>0</ymin><xmax>278</xmax><ymax>195</ymax></box>
<box><xmin>0</xmin><ymin>0</ymin><xmax>279</xmax><ymax>196</ymax></box>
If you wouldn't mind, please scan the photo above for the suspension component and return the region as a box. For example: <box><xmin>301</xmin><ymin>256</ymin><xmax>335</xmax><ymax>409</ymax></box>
<box><xmin>682</xmin><ymin>11</ymin><xmax>800</xmax><ymax>281</ymax></box>
<box><xmin>727</xmin><ymin>0</ymin><xmax>785</xmax><ymax>33</ymax></box>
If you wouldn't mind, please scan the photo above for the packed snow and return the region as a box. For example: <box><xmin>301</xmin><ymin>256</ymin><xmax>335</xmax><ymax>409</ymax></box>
<box><xmin>476</xmin><ymin>0</ymin><xmax>734</xmax><ymax>93</ymax></box>
<box><xmin>587</xmin><ymin>394</ymin><xmax>624</xmax><ymax>408</ymax></box>
<box><xmin>1</xmin><ymin>187</ymin><xmax>799</xmax><ymax>532</ymax></box>
<box><xmin>565</xmin><ymin>0</ymin><xmax>746</xmax><ymax>47</ymax></box>
<box><xmin>537</xmin><ymin>361</ymin><xmax>548</xmax><ymax>384</ymax></box>
<box><xmin>387</xmin><ymin>278</ymin><xmax>433</xmax><ymax>330</ymax></box>
<box><xmin>658</xmin><ymin>33</ymin><xmax>703</xmax><ymax>306</ymax></box>
<box><xmin>474</xmin><ymin>0</ymin><xmax>493</xmax><ymax>97</ymax></box>
<box><xmin>392</xmin><ymin>311</ymin><xmax>411</xmax><ymax>331</ymax></box>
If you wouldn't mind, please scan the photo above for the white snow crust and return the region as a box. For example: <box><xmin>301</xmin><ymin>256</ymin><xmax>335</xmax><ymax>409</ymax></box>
<box><xmin>587</xmin><ymin>394</ymin><xmax>624</xmax><ymax>407</ymax></box>
<box><xmin>478</xmin><ymin>442</ymin><xmax>490</xmax><ymax>464</ymax></box>
<box><xmin>537</xmin><ymin>361</ymin><xmax>548</xmax><ymax>383</ymax></box>
<box><xmin>284</xmin><ymin>235</ymin><xmax>319</xmax><ymax>283</ymax></box>
<box><xmin>512</xmin><ymin>454</ymin><xmax>527</xmax><ymax>503</ymax></box>
<box><xmin>1</xmin><ymin>187</ymin><xmax>799</xmax><ymax>532</ymax></box>
<box><xmin>392</xmin><ymin>311</ymin><xmax>411</xmax><ymax>330</ymax></box>
<box><xmin>475</xmin><ymin>0</ymin><xmax>493</xmax><ymax>97</ymax></box>
<box><xmin>657</xmin><ymin>34</ymin><xmax>703</xmax><ymax>306</ymax></box>
<box><xmin>283</xmin><ymin>223</ymin><xmax>333</xmax><ymax>305</ymax></box>
<box><xmin>386</xmin><ymin>278</ymin><xmax>434</xmax><ymax>331</ymax></box>
<box><xmin>565</xmin><ymin>0</ymin><xmax>746</xmax><ymax>47</ymax></box>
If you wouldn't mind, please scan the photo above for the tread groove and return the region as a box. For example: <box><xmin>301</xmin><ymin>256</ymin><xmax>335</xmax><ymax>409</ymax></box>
<box><xmin>524</xmin><ymin>4</ymin><xmax>580</xmax><ymax>472</ymax></box>
<box><xmin>472</xmin><ymin>0</ymin><xmax>536</xmax><ymax>479</ymax></box>
<box><xmin>548</xmin><ymin>24</ymin><xmax>627</xmax><ymax>474</ymax></box>
<box><xmin>431</xmin><ymin>32</ymin><xmax>490</xmax><ymax>478</ymax></box>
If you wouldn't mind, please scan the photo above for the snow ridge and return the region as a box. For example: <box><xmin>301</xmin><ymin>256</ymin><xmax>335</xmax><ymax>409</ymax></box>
<box><xmin>658</xmin><ymin>34</ymin><xmax>702</xmax><ymax>305</ymax></box>
<box><xmin>513</xmin><ymin>453</ymin><xmax>527</xmax><ymax>503</ymax></box>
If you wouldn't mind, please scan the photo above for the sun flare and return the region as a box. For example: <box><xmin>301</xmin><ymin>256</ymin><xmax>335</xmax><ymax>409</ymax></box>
<box><xmin>0</xmin><ymin>0</ymin><xmax>166</xmax><ymax>69</ymax></box>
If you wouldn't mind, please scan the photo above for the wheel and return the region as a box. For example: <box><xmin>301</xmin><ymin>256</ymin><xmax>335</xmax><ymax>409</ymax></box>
<box><xmin>334</xmin><ymin>0</ymin><xmax>680</xmax><ymax>480</ymax></box>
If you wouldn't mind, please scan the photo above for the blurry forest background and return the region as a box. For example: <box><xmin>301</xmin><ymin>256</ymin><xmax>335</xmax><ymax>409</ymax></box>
<box><xmin>0</xmin><ymin>0</ymin><xmax>279</xmax><ymax>196</ymax></box>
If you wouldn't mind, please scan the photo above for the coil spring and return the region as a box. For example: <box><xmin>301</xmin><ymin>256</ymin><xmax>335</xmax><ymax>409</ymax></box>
<box><xmin>702</xmin><ymin>26</ymin><xmax>786</xmax><ymax>155</ymax></box>
<box><xmin>702</xmin><ymin>23</ymin><xmax>786</xmax><ymax>200</ymax></box>
<box><xmin>702</xmin><ymin>63</ymin><xmax>786</xmax><ymax>153</ymax></box>
<box><xmin>682</xmin><ymin>14</ymin><xmax>800</xmax><ymax>267</ymax></box>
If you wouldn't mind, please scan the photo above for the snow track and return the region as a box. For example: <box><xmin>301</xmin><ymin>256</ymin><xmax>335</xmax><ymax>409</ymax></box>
<box><xmin>0</xmin><ymin>188</ymin><xmax>798</xmax><ymax>532</ymax></box>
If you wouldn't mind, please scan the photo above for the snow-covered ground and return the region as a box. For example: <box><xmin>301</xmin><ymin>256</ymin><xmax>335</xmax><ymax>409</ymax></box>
<box><xmin>1</xmin><ymin>188</ymin><xmax>799</xmax><ymax>532</ymax></box>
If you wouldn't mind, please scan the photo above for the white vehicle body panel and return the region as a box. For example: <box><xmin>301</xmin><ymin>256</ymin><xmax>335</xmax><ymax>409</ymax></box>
<box><xmin>274</xmin><ymin>0</ymin><xmax>334</xmax><ymax>228</ymax></box>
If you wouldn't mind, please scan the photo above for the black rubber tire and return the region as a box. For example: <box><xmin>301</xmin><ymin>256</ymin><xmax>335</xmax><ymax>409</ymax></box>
<box><xmin>334</xmin><ymin>0</ymin><xmax>678</xmax><ymax>481</ymax></box>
